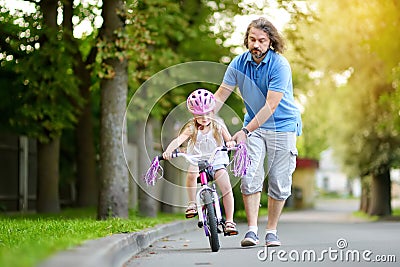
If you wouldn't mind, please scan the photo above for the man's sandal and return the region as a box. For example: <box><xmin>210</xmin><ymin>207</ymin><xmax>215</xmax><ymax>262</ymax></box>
<box><xmin>185</xmin><ymin>201</ymin><xmax>198</xmax><ymax>218</ymax></box>
<box><xmin>224</xmin><ymin>221</ymin><xmax>239</xmax><ymax>236</ymax></box>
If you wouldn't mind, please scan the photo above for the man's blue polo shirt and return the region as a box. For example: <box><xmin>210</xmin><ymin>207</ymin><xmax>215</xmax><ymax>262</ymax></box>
<box><xmin>223</xmin><ymin>50</ymin><xmax>302</xmax><ymax>136</ymax></box>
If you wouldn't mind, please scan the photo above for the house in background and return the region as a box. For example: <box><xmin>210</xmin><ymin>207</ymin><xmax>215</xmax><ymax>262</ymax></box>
<box><xmin>390</xmin><ymin>169</ymin><xmax>400</xmax><ymax>204</ymax></box>
<box><xmin>289</xmin><ymin>157</ymin><xmax>319</xmax><ymax>209</ymax></box>
<box><xmin>316</xmin><ymin>148</ymin><xmax>361</xmax><ymax>198</ymax></box>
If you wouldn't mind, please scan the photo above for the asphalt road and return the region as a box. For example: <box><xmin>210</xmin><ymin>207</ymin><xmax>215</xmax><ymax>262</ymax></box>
<box><xmin>124</xmin><ymin>199</ymin><xmax>400</xmax><ymax>267</ymax></box>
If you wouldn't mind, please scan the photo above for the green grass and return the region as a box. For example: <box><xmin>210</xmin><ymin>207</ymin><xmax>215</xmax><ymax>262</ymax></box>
<box><xmin>0</xmin><ymin>208</ymin><xmax>183</xmax><ymax>267</ymax></box>
<box><xmin>393</xmin><ymin>208</ymin><xmax>400</xmax><ymax>216</ymax></box>
<box><xmin>352</xmin><ymin>208</ymin><xmax>400</xmax><ymax>221</ymax></box>
<box><xmin>352</xmin><ymin>210</ymin><xmax>379</xmax><ymax>221</ymax></box>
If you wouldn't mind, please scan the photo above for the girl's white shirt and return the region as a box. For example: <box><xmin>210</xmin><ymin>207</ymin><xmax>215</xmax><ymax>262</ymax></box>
<box><xmin>187</xmin><ymin>126</ymin><xmax>229</xmax><ymax>166</ymax></box>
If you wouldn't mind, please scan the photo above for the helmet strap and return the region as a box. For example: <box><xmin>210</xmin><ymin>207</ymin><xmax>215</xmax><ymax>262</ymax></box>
<box><xmin>197</xmin><ymin>121</ymin><xmax>212</xmax><ymax>131</ymax></box>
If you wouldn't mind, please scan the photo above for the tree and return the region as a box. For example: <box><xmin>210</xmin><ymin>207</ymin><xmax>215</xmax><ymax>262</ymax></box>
<box><xmin>62</xmin><ymin>0</ymin><xmax>99</xmax><ymax>207</ymax></box>
<box><xmin>0</xmin><ymin>1</ymin><xmax>108</xmax><ymax>212</ymax></box>
<box><xmin>290</xmin><ymin>0</ymin><xmax>400</xmax><ymax>215</ymax></box>
<box><xmin>96</xmin><ymin>0</ymin><xmax>129</xmax><ymax>219</ymax></box>
<box><xmin>0</xmin><ymin>0</ymin><xmax>84</xmax><ymax>213</ymax></box>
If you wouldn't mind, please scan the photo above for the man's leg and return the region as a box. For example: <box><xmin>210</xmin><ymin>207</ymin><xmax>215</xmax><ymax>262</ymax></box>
<box><xmin>265</xmin><ymin>131</ymin><xmax>297</xmax><ymax>246</ymax></box>
<box><xmin>266</xmin><ymin>196</ymin><xmax>285</xmax><ymax>230</ymax></box>
<box><xmin>241</xmin><ymin>192</ymin><xmax>261</xmax><ymax>246</ymax></box>
<box><xmin>243</xmin><ymin>192</ymin><xmax>261</xmax><ymax>227</ymax></box>
<box><xmin>240</xmin><ymin>129</ymin><xmax>266</xmax><ymax>247</ymax></box>
<box><xmin>265</xmin><ymin>196</ymin><xmax>285</xmax><ymax>247</ymax></box>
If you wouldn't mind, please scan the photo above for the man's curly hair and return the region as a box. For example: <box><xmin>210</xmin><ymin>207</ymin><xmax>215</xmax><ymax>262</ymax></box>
<box><xmin>243</xmin><ymin>17</ymin><xmax>286</xmax><ymax>54</ymax></box>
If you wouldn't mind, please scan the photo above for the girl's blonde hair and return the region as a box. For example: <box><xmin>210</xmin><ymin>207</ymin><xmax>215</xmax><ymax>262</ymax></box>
<box><xmin>181</xmin><ymin>118</ymin><xmax>223</xmax><ymax>150</ymax></box>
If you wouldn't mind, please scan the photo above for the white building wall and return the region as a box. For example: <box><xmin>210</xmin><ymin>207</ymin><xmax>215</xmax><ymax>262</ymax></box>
<box><xmin>316</xmin><ymin>148</ymin><xmax>360</xmax><ymax>197</ymax></box>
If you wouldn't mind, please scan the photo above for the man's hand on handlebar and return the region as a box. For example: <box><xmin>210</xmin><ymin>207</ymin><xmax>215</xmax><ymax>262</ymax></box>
<box><xmin>226</xmin><ymin>140</ymin><xmax>236</xmax><ymax>148</ymax></box>
<box><xmin>232</xmin><ymin>130</ymin><xmax>247</xmax><ymax>144</ymax></box>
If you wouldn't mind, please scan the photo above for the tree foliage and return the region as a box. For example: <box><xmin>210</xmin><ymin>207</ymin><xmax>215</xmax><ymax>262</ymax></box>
<box><xmin>0</xmin><ymin>2</ymin><xmax>83</xmax><ymax>143</ymax></box>
<box><xmin>289</xmin><ymin>0</ymin><xmax>400</xmax><ymax>215</ymax></box>
<box><xmin>300</xmin><ymin>0</ymin><xmax>400</xmax><ymax>174</ymax></box>
<box><xmin>126</xmin><ymin>0</ymin><xmax>245</xmax><ymax>123</ymax></box>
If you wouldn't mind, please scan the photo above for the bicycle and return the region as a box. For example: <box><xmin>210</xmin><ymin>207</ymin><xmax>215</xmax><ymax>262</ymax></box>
<box><xmin>143</xmin><ymin>144</ymin><xmax>250</xmax><ymax>252</ymax></box>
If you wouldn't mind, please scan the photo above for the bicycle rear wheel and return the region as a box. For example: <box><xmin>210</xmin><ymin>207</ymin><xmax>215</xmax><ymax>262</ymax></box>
<box><xmin>203</xmin><ymin>190</ymin><xmax>220</xmax><ymax>252</ymax></box>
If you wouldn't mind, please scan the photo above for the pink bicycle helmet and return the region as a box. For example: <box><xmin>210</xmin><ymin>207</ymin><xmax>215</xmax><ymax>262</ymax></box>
<box><xmin>186</xmin><ymin>89</ymin><xmax>216</xmax><ymax>115</ymax></box>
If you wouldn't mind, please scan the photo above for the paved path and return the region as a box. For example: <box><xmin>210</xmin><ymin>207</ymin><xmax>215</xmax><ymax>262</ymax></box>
<box><xmin>279</xmin><ymin>198</ymin><xmax>364</xmax><ymax>223</ymax></box>
<box><xmin>124</xmin><ymin>199</ymin><xmax>399</xmax><ymax>267</ymax></box>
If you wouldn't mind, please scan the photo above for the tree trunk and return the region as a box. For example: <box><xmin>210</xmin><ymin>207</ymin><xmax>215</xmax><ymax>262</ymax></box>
<box><xmin>40</xmin><ymin>0</ymin><xmax>57</xmax><ymax>28</ymax></box>
<box><xmin>368</xmin><ymin>169</ymin><xmax>392</xmax><ymax>216</ymax></box>
<box><xmin>36</xmin><ymin>138</ymin><xmax>60</xmax><ymax>213</ymax></box>
<box><xmin>63</xmin><ymin>0</ymin><xmax>98</xmax><ymax>207</ymax></box>
<box><xmin>359</xmin><ymin>175</ymin><xmax>370</xmax><ymax>213</ymax></box>
<box><xmin>97</xmin><ymin>0</ymin><xmax>129</xmax><ymax>219</ymax></box>
<box><xmin>137</xmin><ymin>120</ymin><xmax>158</xmax><ymax>217</ymax></box>
<box><xmin>160</xmin><ymin>116</ymin><xmax>181</xmax><ymax>213</ymax></box>
<box><xmin>74</xmin><ymin>42</ymin><xmax>98</xmax><ymax>207</ymax></box>
<box><xmin>97</xmin><ymin>56</ymin><xmax>129</xmax><ymax>219</ymax></box>
<box><xmin>75</xmin><ymin>92</ymin><xmax>98</xmax><ymax>207</ymax></box>
<box><xmin>35</xmin><ymin>0</ymin><xmax>60</xmax><ymax>214</ymax></box>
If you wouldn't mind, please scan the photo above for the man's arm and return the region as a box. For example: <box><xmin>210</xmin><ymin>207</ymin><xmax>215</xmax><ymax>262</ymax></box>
<box><xmin>214</xmin><ymin>82</ymin><xmax>235</xmax><ymax>113</ymax></box>
<box><xmin>233</xmin><ymin>90</ymin><xmax>283</xmax><ymax>142</ymax></box>
<box><xmin>244</xmin><ymin>90</ymin><xmax>283</xmax><ymax>132</ymax></box>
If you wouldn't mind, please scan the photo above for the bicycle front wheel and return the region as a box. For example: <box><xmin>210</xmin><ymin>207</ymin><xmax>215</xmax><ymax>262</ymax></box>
<box><xmin>203</xmin><ymin>190</ymin><xmax>220</xmax><ymax>252</ymax></box>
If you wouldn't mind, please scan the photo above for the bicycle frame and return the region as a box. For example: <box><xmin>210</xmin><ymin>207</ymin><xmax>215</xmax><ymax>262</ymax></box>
<box><xmin>196</xmin><ymin>160</ymin><xmax>223</xmax><ymax>231</ymax></box>
<box><xmin>146</xmin><ymin>144</ymin><xmax>248</xmax><ymax>252</ymax></box>
<box><xmin>168</xmin><ymin>146</ymin><xmax>237</xmax><ymax>232</ymax></box>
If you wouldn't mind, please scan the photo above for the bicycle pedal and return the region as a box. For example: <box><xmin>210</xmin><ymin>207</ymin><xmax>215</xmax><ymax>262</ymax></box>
<box><xmin>185</xmin><ymin>214</ymin><xmax>197</xmax><ymax>219</ymax></box>
<box><xmin>224</xmin><ymin>230</ymin><xmax>239</xmax><ymax>236</ymax></box>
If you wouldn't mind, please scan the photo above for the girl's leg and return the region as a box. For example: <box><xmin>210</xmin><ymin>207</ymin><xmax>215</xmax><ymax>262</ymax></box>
<box><xmin>214</xmin><ymin>169</ymin><xmax>234</xmax><ymax>222</ymax></box>
<box><xmin>185</xmin><ymin>165</ymin><xmax>198</xmax><ymax>218</ymax></box>
<box><xmin>186</xmin><ymin>165</ymin><xmax>198</xmax><ymax>202</ymax></box>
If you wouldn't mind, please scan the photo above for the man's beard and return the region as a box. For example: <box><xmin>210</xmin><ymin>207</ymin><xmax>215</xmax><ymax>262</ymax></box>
<box><xmin>251</xmin><ymin>48</ymin><xmax>268</xmax><ymax>59</ymax></box>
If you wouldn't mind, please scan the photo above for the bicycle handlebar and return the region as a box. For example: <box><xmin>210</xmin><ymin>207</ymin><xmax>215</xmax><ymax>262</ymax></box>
<box><xmin>158</xmin><ymin>145</ymin><xmax>239</xmax><ymax>166</ymax></box>
<box><xmin>143</xmin><ymin>143</ymin><xmax>250</xmax><ymax>186</ymax></box>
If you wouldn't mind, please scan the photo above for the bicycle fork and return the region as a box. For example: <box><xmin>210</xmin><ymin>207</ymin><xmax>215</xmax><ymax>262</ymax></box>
<box><xmin>196</xmin><ymin>187</ymin><xmax>222</xmax><ymax>225</ymax></box>
<box><xmin>196</xmin><ymin>173</ymin><xmax>222</xmax><ymax>230</ymax></box>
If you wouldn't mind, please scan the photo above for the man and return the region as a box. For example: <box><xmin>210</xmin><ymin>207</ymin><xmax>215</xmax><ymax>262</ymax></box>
<box><xmin>214</xmin><ymin>17</ymin><xmax>302</xmax><ymax>247</ymax></box>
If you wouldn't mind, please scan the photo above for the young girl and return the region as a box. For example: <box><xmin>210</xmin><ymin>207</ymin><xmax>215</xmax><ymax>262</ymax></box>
<box><xmin>162</xmin><ymin>89</ymin><xmax>238</xmax><ymax>235</ymax></box>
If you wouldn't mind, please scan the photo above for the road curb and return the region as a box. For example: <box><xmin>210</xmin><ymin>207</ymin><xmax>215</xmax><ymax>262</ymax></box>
<box><xmin>38</xmin><ymin>220</ymin><xmax>196</xmax><ymax>267</ymax></box>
